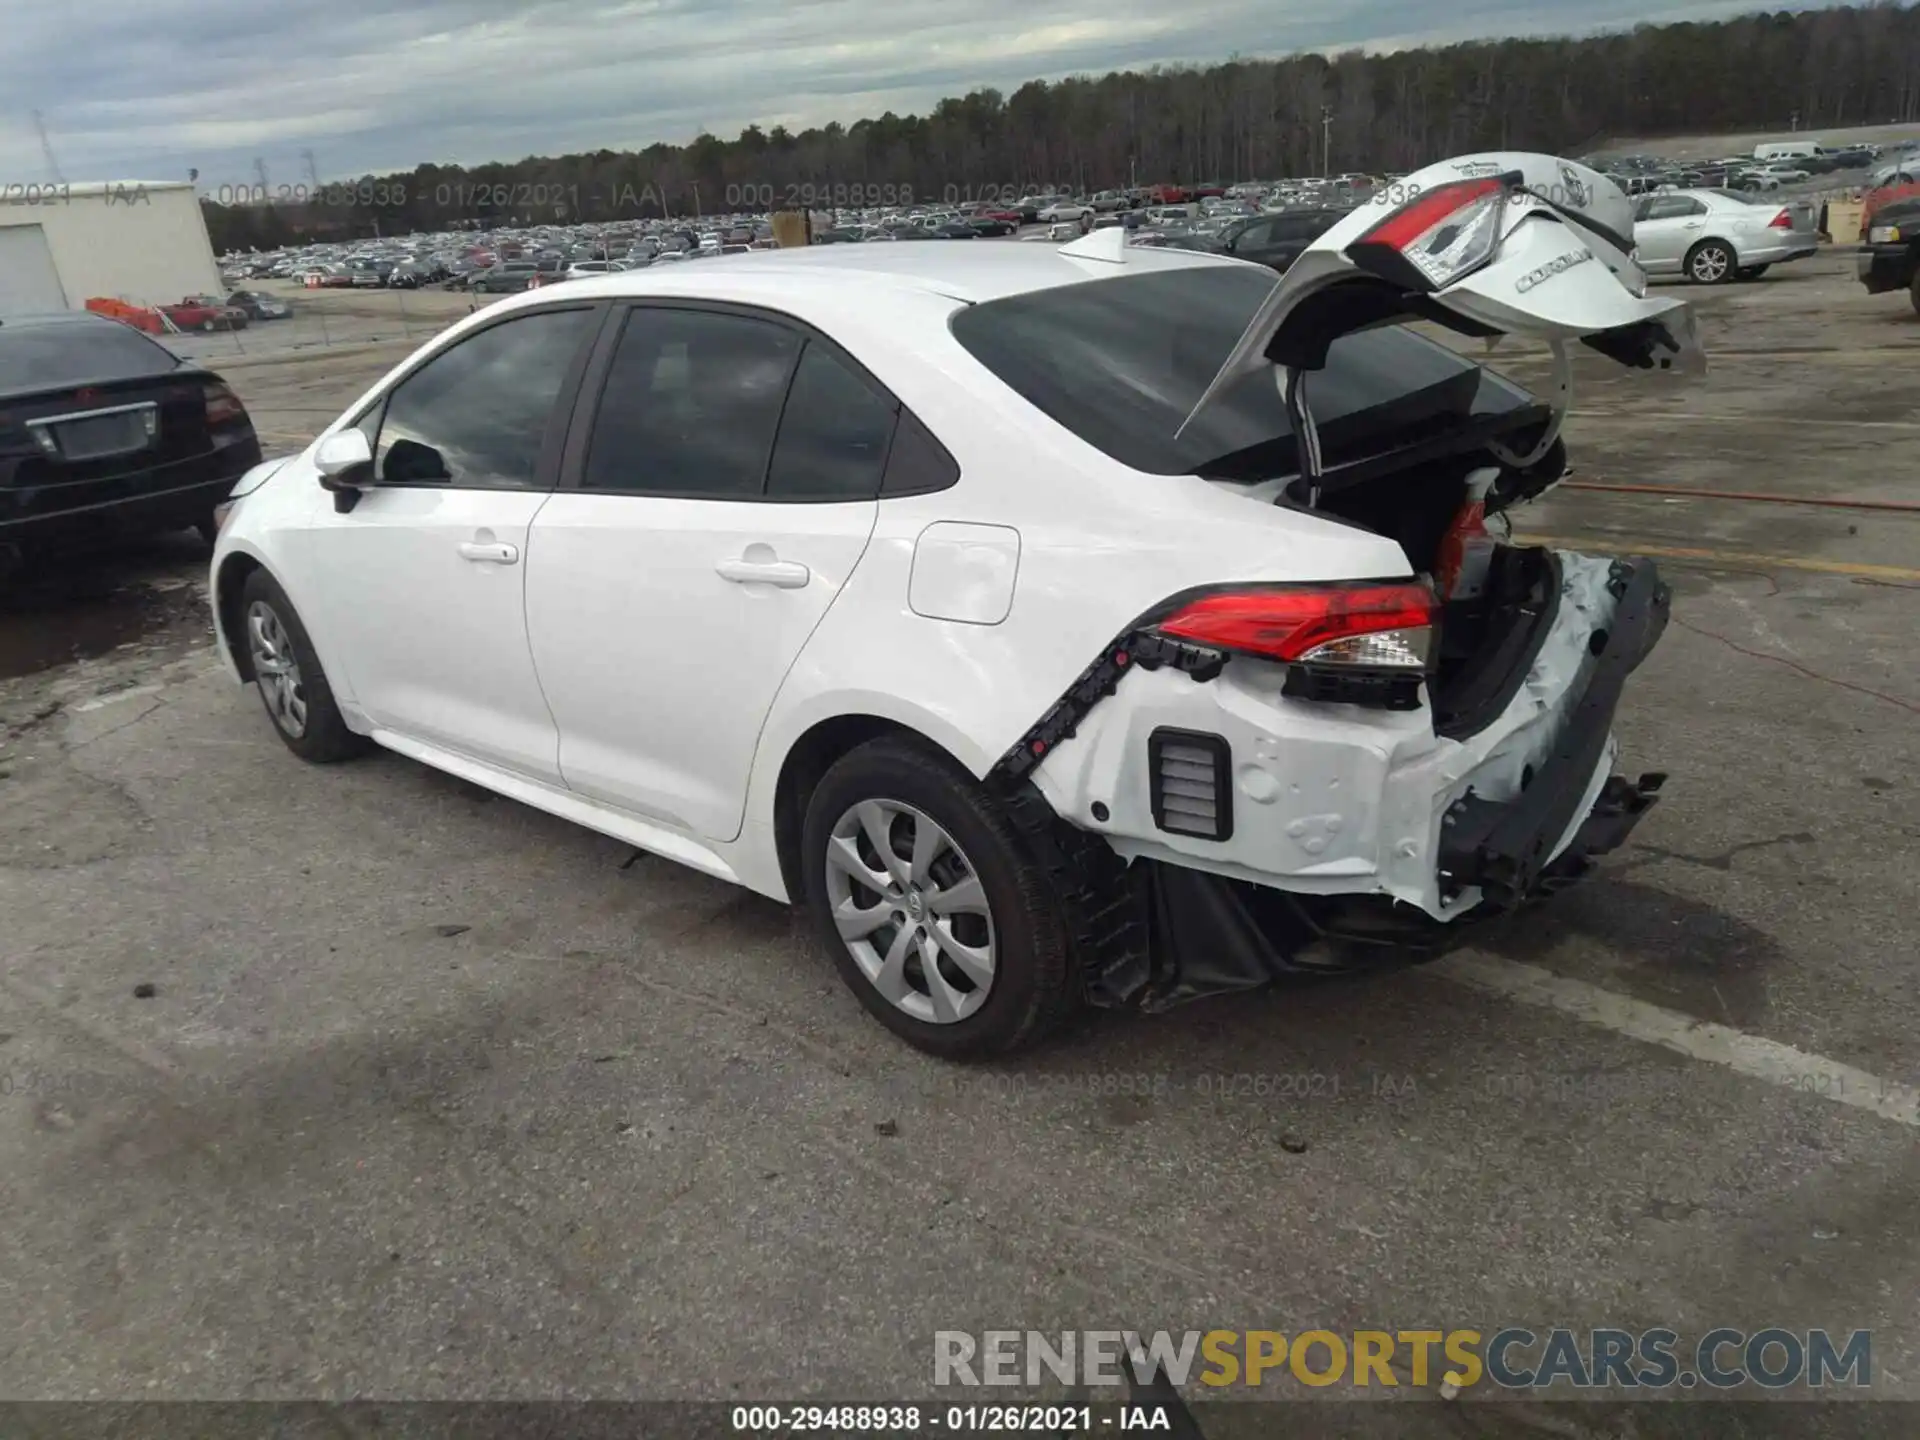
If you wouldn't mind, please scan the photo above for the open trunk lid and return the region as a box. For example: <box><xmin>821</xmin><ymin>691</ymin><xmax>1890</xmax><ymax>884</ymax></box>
<box><xmin>1174</xmin><ymin>153</ymin><xmax>1704</xmax><ymax>483</ymax></box>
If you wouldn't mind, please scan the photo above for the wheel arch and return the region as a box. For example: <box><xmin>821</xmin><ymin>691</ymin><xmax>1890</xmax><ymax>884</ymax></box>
<box><xmin>769</xmin><ymin>712</ymin><xmax>977</xmax><ymax>906</ymax></box>
<box><xmin>213</xmin><ymin>549</ymin><xmax>267</xmax><ymax>680</ymax></box>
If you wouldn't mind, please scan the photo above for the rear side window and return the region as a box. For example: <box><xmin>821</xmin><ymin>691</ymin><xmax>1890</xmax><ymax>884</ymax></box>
<box><xmin>949</xmin><ymin>265</ymin><xmax>1534</xmax><ymax>478</ymax></box>
<box><xmin>881</xmin><ymin>410</ymin><xmax>959</xmax><ymax>496</ymax></box>
<box><xmin>0</xmin><ymin>321</ymin><xmax>180</xmax><ymax>391</ymax></box>
<box><xmin>583</xmin><ymin>308</ymin><xmax>800</xmax><ymax>496</ymax></box>
<box><xmin>765</xmin><ymin>343</ymin><xmax>898</xmax><ymax>501</ymax></box>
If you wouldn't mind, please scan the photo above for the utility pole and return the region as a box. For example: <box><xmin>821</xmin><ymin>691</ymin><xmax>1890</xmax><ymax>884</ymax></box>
<box><xmin>1322</xmin><ymin>105</ymin><xmax>1334</xmax><ymax>178</ymax></box>
<box><xmin>32</xmin><ymin>111</ymin><xmax>64</xmax><ymax>185</ymax></box>
<box><xmin>254</xmin><ymin>157</ymin><xmax>270</xmax><ymax>200</ymax></box>
<box><xmin>301</xmin><ymin>148</ymin><xmax>320</xmax><ymax>191</ymax></box>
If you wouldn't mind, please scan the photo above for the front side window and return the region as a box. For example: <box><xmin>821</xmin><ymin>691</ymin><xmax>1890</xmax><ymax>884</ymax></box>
<box><xmin>582</xmin><ymin>308</ymin><xmax>801</xmax><ymax>496</ymax></box>
<box><xmin>373</xmin><ymin>306</ymin><xmax>594</xmax><ymax>488</ymax></box>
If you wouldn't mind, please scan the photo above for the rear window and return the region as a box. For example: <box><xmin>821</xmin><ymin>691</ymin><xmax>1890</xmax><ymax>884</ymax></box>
<box><xmin>0</xmin><ymin>320</ymin><xmax>181</xmax><ymax>392</ymax></box>
<box><xmin>949</xmin><ymin>265</ymin><xmax>1536</xmax><ymax>477</ymax></box>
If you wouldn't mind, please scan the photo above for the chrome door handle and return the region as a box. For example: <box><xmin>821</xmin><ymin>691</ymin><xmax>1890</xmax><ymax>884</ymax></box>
<box><xmin>716</xmin><ymin>557</ymin><xmax>810</xmax><ymax>588</ymax></box>
<box><xmin>458</xmin><ymin>541</ymin><xmax>519</xmax><ymax>564</ymax></box>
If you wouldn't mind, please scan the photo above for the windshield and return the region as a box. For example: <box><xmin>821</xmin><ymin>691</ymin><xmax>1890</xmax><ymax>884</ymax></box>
<box><xmin>948</xmin><ymin>264</ymin><xmax>1538</xmax><ymax>477</ymax></box>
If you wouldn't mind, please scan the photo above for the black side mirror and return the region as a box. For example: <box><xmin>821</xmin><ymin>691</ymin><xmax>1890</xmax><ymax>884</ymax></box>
<box><xmin>384</xmin><ymin>438</ymin><xmax>450</xmax><ymax>483</ymax></box>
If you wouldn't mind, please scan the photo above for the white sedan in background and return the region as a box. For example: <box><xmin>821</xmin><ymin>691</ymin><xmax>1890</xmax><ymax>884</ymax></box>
<box><xmin>1632</xmin><ymin>187</ymin><xmax>1819</xmax><ymax>283</ymax></box>
<box><xmin>210</xmin><ymin>153</ymin><xmax>1695</xmax><ymax>1058</ymax></box>
<box><xmin>1037</xmin><ymin>200</ymin><xmax>1094</xmax><ymax>224</ymax></box>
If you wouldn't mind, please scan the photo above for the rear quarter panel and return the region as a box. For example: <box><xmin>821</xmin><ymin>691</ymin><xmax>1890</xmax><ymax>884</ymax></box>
<box><xmin>736</xmin><ymin>282</ymin><xmax>1410</xmax><ymax>831</ymax></box>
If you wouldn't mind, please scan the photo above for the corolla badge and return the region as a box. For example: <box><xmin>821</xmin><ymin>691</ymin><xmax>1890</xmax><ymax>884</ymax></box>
<box><xmin>1516</xmin><ymin>247</ymin><xmax>1595</xmax><ymax>293</ymax></box>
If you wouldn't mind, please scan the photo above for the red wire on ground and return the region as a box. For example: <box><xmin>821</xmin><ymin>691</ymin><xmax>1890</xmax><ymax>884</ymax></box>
<box><xmin>1670</xmin><ymin>615</ymin><xmax>1920</xmax><ymax>717</ymax></box>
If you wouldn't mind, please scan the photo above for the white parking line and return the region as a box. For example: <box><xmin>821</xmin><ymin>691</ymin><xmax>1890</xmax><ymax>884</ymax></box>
<box><xmin>1436</xmin><ymin>954</ymin><xmax>1920</xmax><ymax>1128</ymax></box>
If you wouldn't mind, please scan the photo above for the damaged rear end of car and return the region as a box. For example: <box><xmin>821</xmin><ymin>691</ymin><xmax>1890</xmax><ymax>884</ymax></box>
<box><xmin>974</xmin><ymin>154</ymin><xmax>1697</xmax><ymax>1010</ymax></box>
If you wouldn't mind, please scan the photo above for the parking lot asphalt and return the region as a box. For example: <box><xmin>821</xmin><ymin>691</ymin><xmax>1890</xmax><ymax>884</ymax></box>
<box><xmin>0</xmin><ymin>246</ymin><xmax>1915</xmax><ymax>1429</ymax></box>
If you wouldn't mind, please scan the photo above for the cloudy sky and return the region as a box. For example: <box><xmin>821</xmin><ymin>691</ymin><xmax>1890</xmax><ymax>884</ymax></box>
<box><xmin>2</xmin><ymin>0</ymin><xmax>1831</xmax><ymax>189</ymax></box>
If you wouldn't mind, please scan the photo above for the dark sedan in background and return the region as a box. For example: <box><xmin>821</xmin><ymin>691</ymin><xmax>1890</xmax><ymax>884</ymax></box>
<box><xmin>224</xmin><ymin>290</ymin><xmax>292</xmax><ymax>320</ymax></box>
<box><xmin>1162</xmin><ymin>208</ymin><xmax>1347</xmax><ymax>270</ymax></box>
<box><xmin>0</xmin><ymin>314</ymin><xmax>261</xmax><ymax>574</ymax></box>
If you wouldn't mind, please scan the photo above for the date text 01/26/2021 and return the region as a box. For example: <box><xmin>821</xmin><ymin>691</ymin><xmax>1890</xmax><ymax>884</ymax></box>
<box><xmin>728</xmin><ymin>1404</ymin><xmax>1172</xmax><ymax>1432</ymax></box>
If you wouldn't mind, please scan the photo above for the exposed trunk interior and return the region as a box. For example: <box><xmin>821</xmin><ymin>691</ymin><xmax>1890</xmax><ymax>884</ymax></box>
<box><xmin>1282</xmin><ymin>445</ymin><xmax>1565</xmax><ymax>739</ymax></box>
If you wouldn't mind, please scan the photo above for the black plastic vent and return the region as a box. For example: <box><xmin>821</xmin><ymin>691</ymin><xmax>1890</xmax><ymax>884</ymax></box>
<box><xmin>1149</xmin><ymin>729</ymin><xmax>1233</xmax><ymax>841</ymax></box>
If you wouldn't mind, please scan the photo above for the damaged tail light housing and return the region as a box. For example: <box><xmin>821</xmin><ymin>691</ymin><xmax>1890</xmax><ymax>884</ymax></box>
<box><xmin>1154</xmin><ymin>581</ymin><xmax>1438</xmax><ymax>669</ymax></box>
<box><xmin>1345</xmin><ymin>176</ymin><xmax>1511</xmax><ymax>293</ymax></box>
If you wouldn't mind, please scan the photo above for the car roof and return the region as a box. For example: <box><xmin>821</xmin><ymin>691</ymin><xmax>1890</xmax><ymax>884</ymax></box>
<box><xmin>527</xmin><ymin>238</ymin><xmax>1235</xmax><ymax>306</ymax></box>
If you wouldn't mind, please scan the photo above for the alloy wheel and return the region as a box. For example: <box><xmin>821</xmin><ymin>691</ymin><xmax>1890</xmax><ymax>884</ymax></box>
<box><xmin>247</xmin><ymin>600</ymin><xmax>309</xmax><ymax>738</ymax></box>
<box><xmin>1690</xmin><ymin>245</ymin><xmax>1730</xmax><ymax>283</ymax></box>
<box><xmin>822</xmin><ymin>799</ymin><xmax>997</xmax><ymax>1025</ymax></box>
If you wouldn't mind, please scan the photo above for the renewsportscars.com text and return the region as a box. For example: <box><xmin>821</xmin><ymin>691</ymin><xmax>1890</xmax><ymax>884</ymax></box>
<box><xmin>934</xmin><ymin>1328</ymin><xmax>1872</xmax><ymax>1391</ymax></box>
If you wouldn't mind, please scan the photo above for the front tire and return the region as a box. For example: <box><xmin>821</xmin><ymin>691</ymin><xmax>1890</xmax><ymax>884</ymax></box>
<box><xmin>1686</xmin><ymin>241</ymin><xmax>1736</xmax><ymax>284</ymax></box>
<box><xmin>801</xmin><ymin>737</ymin><xmax>1080</xmax><ymax>1059</ymax></box>
<box><xmin>238</xmin><ymin>570</ymin><xmax>371</xmax><ymax>764</ymax></box>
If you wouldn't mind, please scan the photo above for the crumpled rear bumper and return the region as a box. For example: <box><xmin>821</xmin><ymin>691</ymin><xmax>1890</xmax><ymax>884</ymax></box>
<box><xmin>1097</xmin><ymin>558</ymin><xmax>1671</xmax><ymax>1011</ymax></box>
<box><xmin>1435</xmin><ymin>556</ymin><xmax>1669</xmax><ymax>906</ymax></box>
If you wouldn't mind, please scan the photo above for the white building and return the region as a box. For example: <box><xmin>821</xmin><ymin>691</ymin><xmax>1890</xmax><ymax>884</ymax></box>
<box><xmin>0</xmin><ymin>181</ymin><xmax>224</xmax><ymax>317</ymax></box>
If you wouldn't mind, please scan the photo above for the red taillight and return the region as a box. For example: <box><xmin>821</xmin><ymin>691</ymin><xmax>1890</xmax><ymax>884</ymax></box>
<box><xmin>1768</xmin><ymin>209</ymin><xmax>1793</xmax><ymax>229</ymax></box>
<box><xmin>203</xmin><ymin>380</ymin><xmax>245</xmax><ymax>427</ymax></box>
<box><xmin>1153</xmin><ymin>581</ymin><xmax>1438</xmax><ymax>670</ymax></box>
<box><xmin>1347</xmin><ymin>176</ymin><xmax>1511</xmax><ymax>291</ymax></box>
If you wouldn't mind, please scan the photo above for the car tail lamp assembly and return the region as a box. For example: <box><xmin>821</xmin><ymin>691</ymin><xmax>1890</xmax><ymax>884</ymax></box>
<box><xmin>1768</xmin><ymin>209</ymin><xmax>1794</xmax><ymax>230</ymax></box>
<box><xmin>203</xmin><ymin>381</ymin><xmax>246</xmax><ymax>427</ymax></box>
<box><xmin>1151</xmin><ymin>580</ymin><xmax>1438</xmax><ymax>712</ymax></box>
<box><xmin>1153</xmin><ymin>581</ymin><xmax>1437</xmax><ymax>670</ymax></box>
<box><xmin>1345</xmin><ymin>176</ymin><xmax>1512</xmax><ymax>292</ymax></box>
<box><xmin>992</xmin><ymin>581</ymin><xmax>1438</xmax><ymax>789</ymax></box>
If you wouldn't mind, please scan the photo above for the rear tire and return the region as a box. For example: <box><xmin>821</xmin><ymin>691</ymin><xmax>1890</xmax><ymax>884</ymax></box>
<box><xmin>801</xmin><ymin>737</ymin><xmax>1081</xmax><ymax>1059</ymax></box>
<box><xmin>1736</xmin><ymin>264</ymin><xmax>1770</xmax><ymax>281</ymax></box>
<box><xmin>237</xmin><ymin>569</ymin><xmax>372</xmax><ymax>764</ymax></box>
<box><xmin>1910</xmin><ymin>269</ymin><xmax>1920</xmax><ymax>318</ymax></box>
<box><xmin>1686</xmin><ymin>240</ymin><xmax>1736</xmax><ymax>284</ymax></box>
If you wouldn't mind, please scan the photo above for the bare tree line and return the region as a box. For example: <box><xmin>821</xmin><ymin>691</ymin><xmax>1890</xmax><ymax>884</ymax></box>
<box><xmin>205</xmin><ymin>2</ymin><xmax>1920</xmax><ymax>248</ymax></box>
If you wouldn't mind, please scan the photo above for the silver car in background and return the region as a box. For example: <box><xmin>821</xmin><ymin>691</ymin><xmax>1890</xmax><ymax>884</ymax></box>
<box><xmin>1631</xmin><ymin>187</ymin><xmax>1818</xmax><ymax>283</ymax></box>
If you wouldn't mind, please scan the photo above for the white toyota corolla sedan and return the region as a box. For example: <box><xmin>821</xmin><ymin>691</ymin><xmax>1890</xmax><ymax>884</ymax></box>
<box><xmin>212</xmin><ymin>154</ymin><xmax>1698</xmax><ymax>1057</ymax></box>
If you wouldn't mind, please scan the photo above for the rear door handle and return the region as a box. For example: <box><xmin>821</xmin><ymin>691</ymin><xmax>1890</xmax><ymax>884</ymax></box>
<box><xmin>716</xmin><ymin>557</ymin><xmax>810</xmax><ymax>588</ymax></box>
<box><xmin>458</xmin><ymin>541</ymin><xmax>519</xmax><ymax>564</ymax></box>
